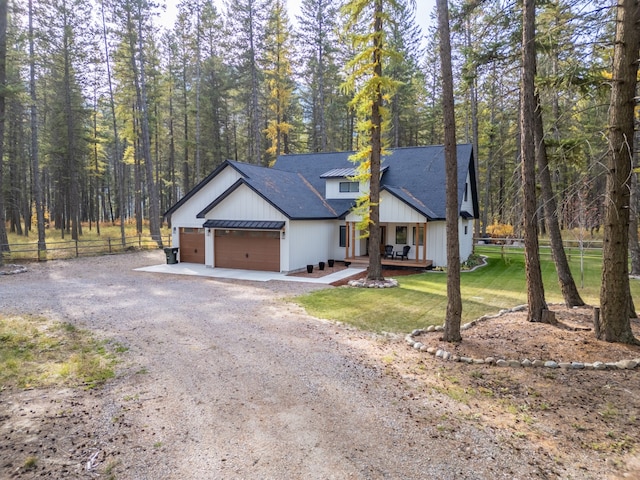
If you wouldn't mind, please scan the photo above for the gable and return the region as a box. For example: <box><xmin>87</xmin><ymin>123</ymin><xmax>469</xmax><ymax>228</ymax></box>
<box><xmin>167</xmin><ymin>164</ymin><xmax>242</xmax><ymax>223</ymax></box>
<box><xmin>201</xmin><ymin>183</ymin><xmax>287</xmax><ymax>222</ymax></box>
<box><xmin>166</xmin><ymin>145</ymin><xmax>479</xmax><ymax>225</ymax></box>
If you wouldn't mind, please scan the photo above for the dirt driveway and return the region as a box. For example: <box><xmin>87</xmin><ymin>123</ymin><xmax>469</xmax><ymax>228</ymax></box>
<box><xmin>0</xmin><ymin>251</ymin><xmax>618</xmax><ymax>479</ymax></box>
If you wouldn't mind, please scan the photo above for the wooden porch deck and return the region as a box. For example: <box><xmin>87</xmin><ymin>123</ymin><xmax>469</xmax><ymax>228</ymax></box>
<box><xmin>344</xmin><ymin>256</ymin><xmax>433</xmax><ymax>270</ymax></box>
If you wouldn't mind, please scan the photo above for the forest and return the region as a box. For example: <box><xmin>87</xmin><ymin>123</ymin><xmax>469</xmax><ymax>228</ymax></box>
<box><xmin>0</xmin><ymin>0</ymin><xmax>625</xmax><ymax>250</ymax></box>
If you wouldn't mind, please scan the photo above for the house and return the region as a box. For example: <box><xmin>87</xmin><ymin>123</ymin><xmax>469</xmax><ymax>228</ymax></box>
<box><xmin>163</xmin><ymin>144</ymin><xmax>479</xmax><ymax>272</ymax></box>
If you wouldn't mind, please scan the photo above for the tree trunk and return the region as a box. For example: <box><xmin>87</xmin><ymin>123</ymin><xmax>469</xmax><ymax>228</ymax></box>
<box><xmin>29</xmin><ymin>0</ymin><xmax>46</xmax><ymax>259</ymax></box>
<box><xmin>534</xmin><ymin>94</ymin><xmax>585</xmax><ymax>307</ymax></box>
<box><xmin>126</xmin><ymin>5</ymin><xmax>162</xmax><ymax>247</ymax></box>
<box><xmin>598</xmin><ymin>0</ymin><xmax>639</xmax><ymax>344</ymax></box>
<box><xmin>521</xmin><ymin>0</ymin><xmax>553</xmax><ymax>324</ymax></box>
<box><xmin>629</xmin><ymin>87</ymin><xmax>640</xmax><ymax>275</ymax></box>
<box><xmin>437</xmin><ymin>0</ymin><xmax>462</xmax><ymax>342</ymax></box>
<box><xmin>366</xmin><ymin>0</ymin><xmax>383</xmax><ymax>281</ymax></box>
<box><xmin>101</xmin><ymin>0</ymin><xmax>125</xmax><ymax>248</ymax></box>
<box><xmin>0</xmin><ymin>0</ymin><xmax>8</xmax><ymax>260</ymax></box>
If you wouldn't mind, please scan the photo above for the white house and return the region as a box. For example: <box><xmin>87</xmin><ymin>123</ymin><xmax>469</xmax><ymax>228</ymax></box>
<box><xmin>164</xmin><ymin>145</ymin><xmax>479</xmax><ymax>272</ymax></box>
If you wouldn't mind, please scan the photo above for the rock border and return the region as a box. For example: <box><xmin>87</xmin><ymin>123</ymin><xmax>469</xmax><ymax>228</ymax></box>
<box><xmin>0</xmin><ymin>264</ymin><xmax>27</xmax><ymax>275</ymax></box>
<box><xmin>406</xmin><ymin>305</ymin><xmax>640</xmax><ymax>371</ymax></box>
<box><xmin>348</xmin><ymin>278</ymin><xmax>399</xmax><ymax>288</ymax></box>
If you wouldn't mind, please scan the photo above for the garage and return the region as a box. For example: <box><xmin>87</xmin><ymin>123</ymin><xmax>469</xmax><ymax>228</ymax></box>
<box><xmin>179</xmin><ymin>227</ymin><xmax>205</xmax><ymax>263</ymax></box>
<box><xmin>205</xmin><ymin>220</ymin><xmax>284</xmax><ymax>272</ymax></box>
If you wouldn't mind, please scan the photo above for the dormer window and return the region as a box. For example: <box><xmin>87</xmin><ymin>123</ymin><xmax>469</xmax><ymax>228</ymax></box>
<box><xmin>339</xmin><ymin>181</ymin><xmax>360</xmax><ymax>193</ymax></box>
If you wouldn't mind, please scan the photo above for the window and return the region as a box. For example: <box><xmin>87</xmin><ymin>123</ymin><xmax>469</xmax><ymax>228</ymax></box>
<box><xmin>339</xmin><ymin>225</ymin><xmax>347</xmax><ymax>247</ymax></box>
<box><xmin>395</xmin><ymin>226</ymin><xmax>407</xmax><ymax>244</ymax></box>
<box><xmin>463</xmin><ymin>182</ymin><xmax>468</xmax><ymax>202</ymax></box>
<box><xmin>339</xmin><ymin>181</ymin><xmax>359</xmax><ymax>193</ymax></box>
<box><xmin>412</xmin><ymin>226</ymin><xmax>424</xmax><ymax>246</ymax></box>
<box><xmin>464</xmin><ymin>225</ymin><xmax>468</xmax><ymax>235</ymax></box>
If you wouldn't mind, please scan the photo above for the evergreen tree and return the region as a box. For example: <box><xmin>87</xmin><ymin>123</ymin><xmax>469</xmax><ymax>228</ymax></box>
<box><xmin>263</xmin><ymin>0</ymin><xmax>294</xmax><ymax>163</ymax></box>
<box><xmin>341</xmin><ymin>0</ymin><xmax>401</xmax><ymax>281</ymax></box>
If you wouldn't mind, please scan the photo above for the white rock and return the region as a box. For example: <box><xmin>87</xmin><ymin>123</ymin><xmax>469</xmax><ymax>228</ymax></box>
<box><xmin>544</xmin><ymin>361</ymin><xmax>559</xmax><ymax>368</ymax></box>
<box><xmin>616</xmin><ymin>360</ymin><xmax>638</xmax><ymax>370</ymax></box>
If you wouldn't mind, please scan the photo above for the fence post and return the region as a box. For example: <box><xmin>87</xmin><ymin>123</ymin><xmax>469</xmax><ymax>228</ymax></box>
<box><xmin>108</xmin><ymin>237</ymin><xmax>112</xmax><ymax>253</ymax></box>
<box><xmin>138</xmin><ymin>234</ymin><xmax>142</xmax><ymax>247</ymax></box>
<box><xmin>75</xmin><ymin>239</ymin><xmax>79</xmax><ymax>257</ymax></box>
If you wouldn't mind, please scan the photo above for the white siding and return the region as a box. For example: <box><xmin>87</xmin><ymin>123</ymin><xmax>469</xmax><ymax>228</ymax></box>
<box><xmin>203</xmin><ymin>185</ymin><xmax>287</xmax><ymax>270</ymax></box>
<box><xmin>288</xmin><ymin>220</ymin><xmax>336</xmax><ymax>271</ymax></box>
<box><xmin>205</xmin><ymin>184</ymin><xmax>286</xmax><ymax>222</ymax></box>
<box><xmin>460</xmin><ymin>172</ymin><xmax>474</xmax><ymax>215</ymax></box>
<box><xmin>170</xmin><ymin>166</ymin><xmax>242</xmax><ymax>247</ymax></box>
<box><xmin>427</xmin><ymin>219</ymin><xmax>474</xmax><ymax>267</ymax></box>
<box><xmin>426</xmin><ymin>221</ymin><xmax>447</xmax><ymax>266</ymax></box>
<box><xmin>379</xmin><ymin>192</ymin><xmax>426</xmax><ymax>223</ymax></box>
<box><xmin>325</xmin><ymin>178</ymin><xmax>369</xmax><ymax>200</ymax></box>
<box><xmin>459</xmin><ymin>217</ymin><xmax>474</xmax><ymax>262</ymax></box>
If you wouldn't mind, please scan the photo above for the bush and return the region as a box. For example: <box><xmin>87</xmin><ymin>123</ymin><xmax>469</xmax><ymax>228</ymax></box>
<box><xmin>486</xmin><ymin>221</ymin><xmax>514</xmax><ymax>239</ymax></box>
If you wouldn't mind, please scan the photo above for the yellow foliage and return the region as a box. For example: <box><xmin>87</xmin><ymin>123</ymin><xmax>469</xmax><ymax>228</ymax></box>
<box><xmin>486</xmin><ymin>221</ymin><xmax>514</xmax><ymax>238</ymax></box>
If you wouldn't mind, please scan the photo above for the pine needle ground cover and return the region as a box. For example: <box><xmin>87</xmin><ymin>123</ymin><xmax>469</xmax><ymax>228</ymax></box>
<box><xmin>295</xmin><ymin>246</ymin><xmax>639</xmax><ymax>334</ymax></box>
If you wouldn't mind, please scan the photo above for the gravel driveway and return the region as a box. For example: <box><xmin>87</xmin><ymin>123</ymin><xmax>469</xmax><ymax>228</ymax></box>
<box><xmin>1</xmin><ymin>250</ymin><xmax>554</xmax><ymax>479</ymax></box>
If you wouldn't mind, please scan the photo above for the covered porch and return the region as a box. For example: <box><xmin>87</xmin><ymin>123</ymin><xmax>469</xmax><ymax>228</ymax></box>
<box><xmin>343</xmin><ymin>220</ymin><xmax>432</xmax><ymax>269</ymax></box>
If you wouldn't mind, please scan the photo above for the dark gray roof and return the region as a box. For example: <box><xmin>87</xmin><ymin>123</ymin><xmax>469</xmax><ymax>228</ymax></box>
<box><xmin>165</xmin><ymin>145</ymin><xmax>478</xmax><ymax>222</ymax></box>
<box><xmin>202</xmin><ymin>220</ymin><xmax>285</xmax><ymax>230</ymax></box>
<box><xmin>274</xmin><ymin>145</ymin><xmax>477</xmax><ymax>220</ymax></box>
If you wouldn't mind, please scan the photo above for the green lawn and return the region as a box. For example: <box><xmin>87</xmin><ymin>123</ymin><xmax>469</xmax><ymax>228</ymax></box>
<box><xmin>295</xmin><ymin>245</ymin><xmax>640</xmax><ymax>334</ymax></box>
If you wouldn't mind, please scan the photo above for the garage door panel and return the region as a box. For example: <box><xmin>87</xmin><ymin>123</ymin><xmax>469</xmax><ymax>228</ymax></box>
<box><xmin>179</xmin><ymin>228</ymin><xmax>205</xmax><ymax>264</ymax></box>
<box><xmin>214</xmin><ymin>230</ymin><xmax>280</xmax><ymax>271</ymax></box>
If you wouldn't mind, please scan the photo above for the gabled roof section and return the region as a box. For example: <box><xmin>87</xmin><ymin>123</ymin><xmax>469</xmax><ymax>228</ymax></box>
<box><xmin>166</xmin><ymin>145</ymin><xmax>478</xmax><ymax>223</ymax></box>
<box><xmin>197</xmin><ymin>161</ymin><xmax>342</xmax><ymax>220</ymax></box>
<box><xmin>163</xmin><ymin>160</ymin><xmax>234</xmax><ymax>217</ymax></box>
<box><xmin>274</xmin><ymin>145</ymin><xmax>477</xmax><ymax>220</ymax></box>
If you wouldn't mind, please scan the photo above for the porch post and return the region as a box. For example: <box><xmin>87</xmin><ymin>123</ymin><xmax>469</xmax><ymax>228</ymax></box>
<box><xmin>415</xmin><ymin>222</ymin><xmax>419</xmax><ymax>261</ymax></box>
<box><xmin>345</xmin><ymin>222</ymin><xmax>350</xmax><ymax>260</ymax></box>
<box><xmin>351</xmin><ymin>222</ymin><xmax>356</xmax><ymax>258</ymax></box>
<box><xmin>423</xmin><ymin>222</ymin><xmax>427</xmax><ymax>264</ymax></box>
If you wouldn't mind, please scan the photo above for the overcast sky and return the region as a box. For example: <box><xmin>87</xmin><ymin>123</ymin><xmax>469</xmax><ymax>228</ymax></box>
<box><xmin>159</xmin><ymin>0</ymin><xmax>435</xmax><ymax>42</ymax></box>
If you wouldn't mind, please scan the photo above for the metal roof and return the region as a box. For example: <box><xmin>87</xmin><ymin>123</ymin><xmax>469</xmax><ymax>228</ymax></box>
<box><xmin>320</xmin><ymin>165</ymin><xmax>389</xmax><ymax>178</ymax></box>
<box><xmin>202</xmin><ymin>220</ymin><xmax>285</xmax><ymax>230</ymax></box>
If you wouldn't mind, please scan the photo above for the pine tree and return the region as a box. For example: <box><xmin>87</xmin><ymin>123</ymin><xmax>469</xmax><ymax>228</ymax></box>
<box><xmin>341</xmin><ymin>0</ymin><xmax>401</xmax><ymax>281</ymax></box>
<box><xmin>263</xmin><ymin>0</ymin><xmax>294</xmax><ymax>164</ymax></box>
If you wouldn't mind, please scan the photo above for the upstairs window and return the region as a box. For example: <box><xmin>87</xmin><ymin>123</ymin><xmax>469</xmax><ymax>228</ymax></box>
<box><xmin>339</xmin><ymin>181</ymin><xmax>359</xmax><ymax>193</ymax></box>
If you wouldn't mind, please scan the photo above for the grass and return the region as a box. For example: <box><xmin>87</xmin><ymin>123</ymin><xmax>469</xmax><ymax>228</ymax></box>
<box><xmin>0</xmin><ymin>314</ymin><xmax>119</xmax><ymax>389</ymax></box>
<box><xmin>295</xmin><ymin>245</ymin><xmax>640</xmax><ymax>334</ymax></box>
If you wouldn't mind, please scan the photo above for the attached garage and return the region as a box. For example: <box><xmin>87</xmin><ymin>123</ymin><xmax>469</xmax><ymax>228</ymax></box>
<box><xmin>205</xmin><ymin>220</ymin><xmax>284</xmax><ymax>272</ymax></box>
<box><xmin>179</xmin><ymin>228</ymin><xmax>205</xmax><ymax>263</ymax></box>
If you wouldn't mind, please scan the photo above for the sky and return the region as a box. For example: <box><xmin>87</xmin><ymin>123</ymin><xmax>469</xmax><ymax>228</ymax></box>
<box><xmin>160</xmin><ymin>0</ymin><xmax>436</xmax><ymax>41</ymax></box>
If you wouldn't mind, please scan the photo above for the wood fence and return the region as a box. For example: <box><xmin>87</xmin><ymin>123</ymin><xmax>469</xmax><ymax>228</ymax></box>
<box><xmin>0</xmin><ymin>234</ymin><xmax>172</xmax><ymax>263</ymax></box>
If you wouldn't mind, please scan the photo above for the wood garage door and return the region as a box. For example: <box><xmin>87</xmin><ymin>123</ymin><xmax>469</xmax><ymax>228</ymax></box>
<box><xmin>214</xmin><ymin>230</ymin><xmax>280</xmax><ymax>271</ymax></box>
<box><xmin>179</xmin><ymin>228</ymin><xmax>205</xmax><ymax>263</ymax></box>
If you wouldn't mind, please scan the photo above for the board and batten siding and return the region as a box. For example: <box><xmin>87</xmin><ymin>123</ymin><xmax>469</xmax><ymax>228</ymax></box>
<box><xmin>202</xmin><ymin>185</ymin><xmax>288</xmax><ymax>270</ymax></box>
<box><xmin>288</xmin><ymin>220</ymin><xmax>336</xmax><ymax>271</ymax></box>
<box><xmin>425</xmin><ymin>218</ymin><xmax>473</xmax><ymax>267</ymax></box>
<box><xmin>460</xmin><ymin>172</ymin><xmax>474</xmax><ymax>214</ymax></box>
<box><xmin>170</xmin><ymin>166</ymin><xmax>243</xmax><ymax>246</ymax></box>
